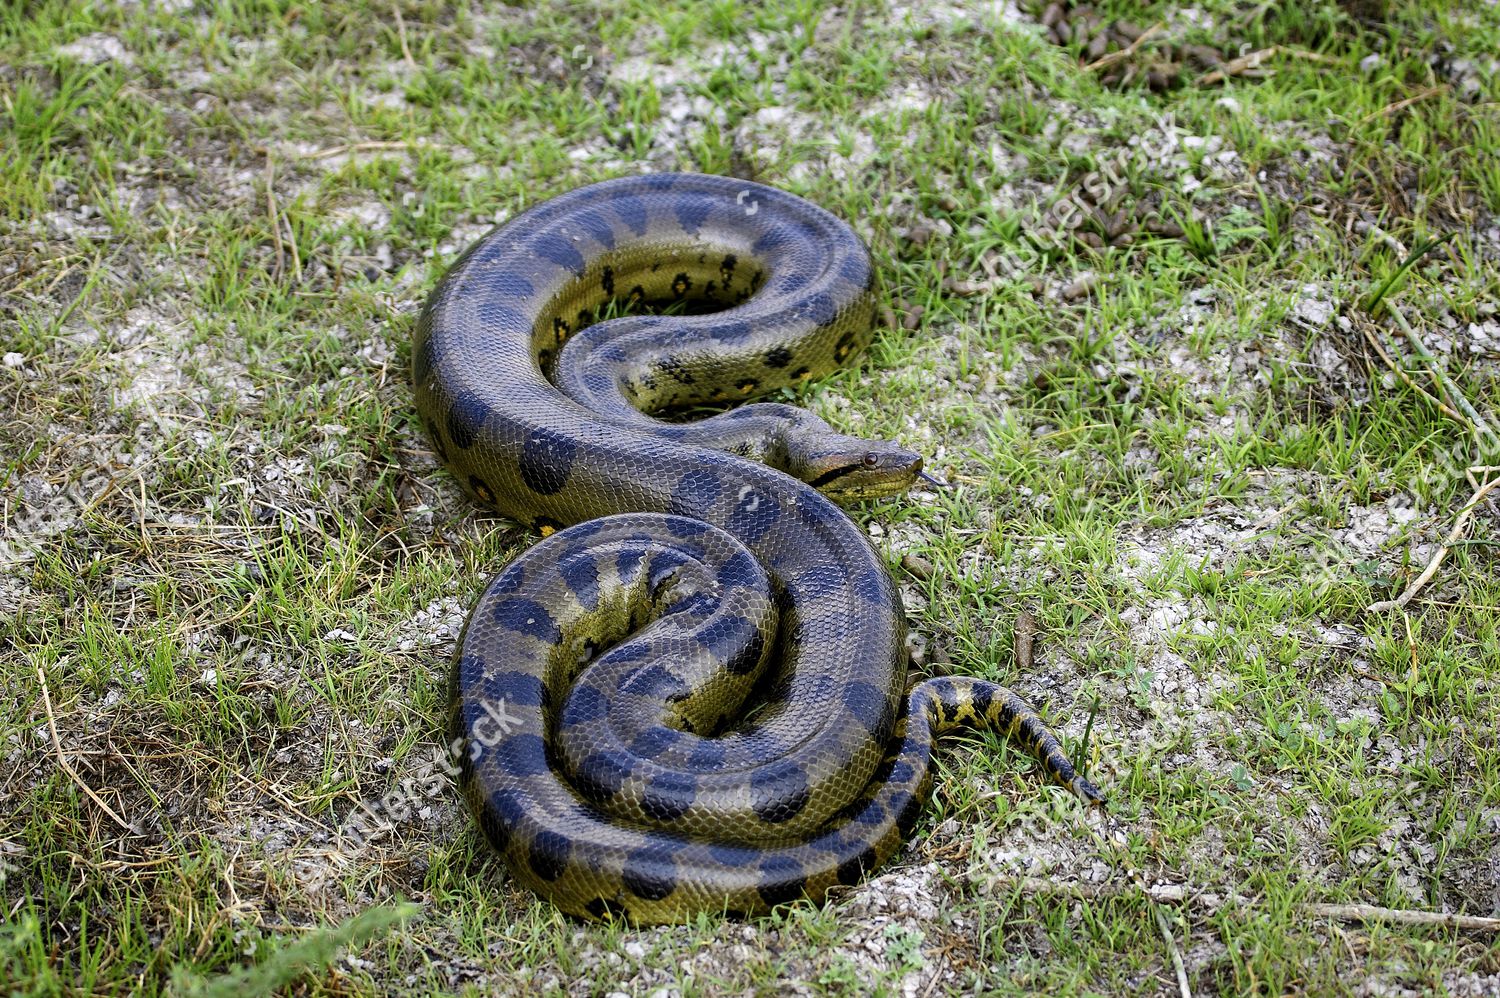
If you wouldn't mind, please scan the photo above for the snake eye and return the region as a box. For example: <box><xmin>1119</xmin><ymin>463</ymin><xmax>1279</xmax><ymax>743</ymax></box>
<box><xmin>862</xmin><ymin>452</ymin><xmax>880</xmax><ymax>468</ymax></box>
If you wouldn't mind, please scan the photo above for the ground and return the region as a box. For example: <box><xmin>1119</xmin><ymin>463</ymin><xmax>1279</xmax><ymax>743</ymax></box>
<box><xmin>3</xmin><ymin>1</ymin><xmax>1499</xmax><ymax>995</ymax></box>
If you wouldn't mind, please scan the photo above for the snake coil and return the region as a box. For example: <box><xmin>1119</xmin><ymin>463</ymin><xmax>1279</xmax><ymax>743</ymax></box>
<box><xmin>415</xmin><ymin>173</ymin><xmax>1101</xmax><ymax>923</ymax></box>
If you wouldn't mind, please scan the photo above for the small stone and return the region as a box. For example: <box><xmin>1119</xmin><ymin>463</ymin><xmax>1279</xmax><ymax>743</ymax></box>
<box><xmin>2</xmin><ymin>352</ymin><xmax>24</xmax><ymax>368</ymax></box>
<box><xmin>56</xmin><ymin>34</ymin><xmax>132</xmax><ymax>65</ymax></box>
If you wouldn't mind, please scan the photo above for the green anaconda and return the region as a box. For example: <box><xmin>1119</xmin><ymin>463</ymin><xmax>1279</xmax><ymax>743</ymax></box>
<box><xmin>414</xmin><ymin>172</ymin><xmax>1102</xmax><ymax>923</ymax></box>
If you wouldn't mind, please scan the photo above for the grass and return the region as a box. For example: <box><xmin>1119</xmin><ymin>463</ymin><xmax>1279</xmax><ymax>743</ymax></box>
<box><xmin>2</xmin><ymin>0</ymin><xmax>1499</xmax><ymax>994</ymax></box>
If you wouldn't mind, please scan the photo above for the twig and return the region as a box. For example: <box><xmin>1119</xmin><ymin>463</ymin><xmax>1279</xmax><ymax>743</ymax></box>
<box><xmin>1366</xmin><ymin>474</ymin><xmax>1500</xmax><ymax>613</ymax></box>
<box><xmin>1353</xmin><ymin>314</ymin><xmax>1470</xmax><ymax>427</ymax></box>
<box><xmin>264</xmin><ymin>155</ymin><xmax>284</xmax><ymax>283</ymax></box>
<box><xmin>302</xmin><ymin>140</ymin><xmax>432</xmax><ymax>160</ymax></box>
<box><xmin>1196</xmin><ymin>45</ymin><xmax>1338</xmax><ymax>86</ymax></box>
<box><xmin>1003</xmin><ymin>877</ymin><xmax>1500</xmax><ymax>931</ymax></box>
<box><xmin>391</xmin><ymin>3</ymin><xmax>417</xmax><ymax>68</ymax></box>
<box><xmin>1385</xmin><ymin>302</ymin><xmax>1491</xmax><ymax>436</ymax></box>
<box><xmin>1358</xmin><ymin>84</ymin><xmax>1448</xmax><ymax>126</ymax></box>
<box><xmin>1082</xmin><ymin>21</ymin><xmax>1164</xmax><ymax>73</ymax></box>
<box><xmin>1306</xmin><ymin>902</ymin><xmax>1500</xmax><ymax>931</ymax></box>
<box><xmin>36</xmin><ymin>663</ymin><xmax>133</xmax><ymax>832</ymax></box>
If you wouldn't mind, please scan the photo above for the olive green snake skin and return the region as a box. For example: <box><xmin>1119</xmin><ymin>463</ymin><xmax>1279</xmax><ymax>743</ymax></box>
<box><xmin>414</xmin><ymin>173</ymin><xmax>1103</xmax><ymax>923</ymax></box>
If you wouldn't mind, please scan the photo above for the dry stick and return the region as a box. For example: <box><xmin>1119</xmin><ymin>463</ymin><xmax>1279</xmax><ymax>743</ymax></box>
<box><xmin>392</xmin><ymin>3</ymin><xmax>417</xmax><ymax>69</ymax></box>
<box><xmin>303</xmin><ymin>140</ymin><xmax>431</xmax><ymax>160</ymax></box>
<box><xmin>36</xmin><ymin>663</ymin><xmax>133</xmax><ymax>833</ymax></box>
<box><xmin>1008</xmin><ymin>877</ymin><xmax>1500</xmax><ymax>931</ymax></box>
<box><xmin>1386</xmin><ymin>302</ymin><xmax>1492</xmax><ymax>436</ymax></box>
<box><xmin>1358</xmin><ymin>84</ymin><xmax>1449</xmax><ymax>126</ymax></box>
<box><xmin>1354</xmin><ymin>315</ymin><xmax>1471</xmax><ymax>427</ymax></box>
<box><xmin>1082</xmin><ymin>20</ymin><xmax>1165</xmax><ymax>73</ymax></box>
<box><xmin>1195</xmin><ymin>45</ymin><xmax>1338</xmax><ymax>87</ymax></box>
<box><xmin>1366</xmin><ymin>474</ymin><xmax>1500</xmax><ymax>613</ymax></box>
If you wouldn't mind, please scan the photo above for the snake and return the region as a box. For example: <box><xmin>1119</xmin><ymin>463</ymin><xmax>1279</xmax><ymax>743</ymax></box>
<box><xmin>414</xmin><ymin>172</ymin><xmax>1103</xmax><ymax>924</ymax></box>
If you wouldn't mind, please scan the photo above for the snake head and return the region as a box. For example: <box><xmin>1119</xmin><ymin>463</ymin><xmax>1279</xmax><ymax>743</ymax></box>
<box><xmin>782</xmin><ymin>427</ymin><xmax>924</xmax><ymax>503</ymax></box>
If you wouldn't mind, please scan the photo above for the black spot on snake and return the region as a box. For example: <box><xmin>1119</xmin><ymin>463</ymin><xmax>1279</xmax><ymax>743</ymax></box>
<box><xmin>612</xmin><ymin>195</ymin><xmax>648</xmax><ymax>235</ymax></box>
<box><xmin>467</xmin><ymin>475</ymin><xmax>497</xmax><ymax>506</ymax></box>
<box><xmin>574</xmin><ymin>208</ymin><xmax>615</xmax><ymax>249</ymax></box>
<box><xmin>837</xmin><ymin>845</ymin><xmax>878</xmax><ymax>886</ymax></box>
<box><xmin>558</xmin><ymin>549</ymin><xmax>600</xmax><ymax>611</ymax></box>
<box><xmin>489</xmin><ymin>563</ymin><xmax>525</xmax><ymax>595</ymax></box>
<box><xmin>725</xmin><ymin>487</ymin><xmax>781</xmax><ymax>544</ymax></box>
<box><xmin>694</xmin><ymin>615</ymin><xmax>762</xmax><ymax>675</ymax></box>
<box><xmin>631</xmin><ymin>725</ymin><xmax>684</xmax><ymax>758</ymax></box>
<box><xmin>484</xmin><ymin>670</ymin><xmax>546</xmax><ymax>708</ymax></box>
<box><xmin>583</xmin><ymin>897</ymin><xmax>618</xmax><ymax>920</ymax></box>
<box><xmin>842</xmin><ymin>680</ymin><xmax>892</xmax><ymax>739</ymax></box>
<box><xmin>619</xmin><ymin>663</ymin><xmax>690</xmax><ymax>701</ymax></box>
<box><xmin>707</xmin><ymin>841</ymin><xmax>756</xmax><ymax>867</ymax></box>
<box><xmin>707</xmin><ymin>319</ymin><xmax>752</xmax><ymax>344</ymax></box>
<box><xmin>561</xmin><ymin>685</ymin><xmax>608</xmax><ymax>726</ymax></box>
<box><xmin>600</xmin><ymin>264</ymin><xmax>615</xmax><ymax>296</ymax></box>
<box><xmin>673</xmin><ymin>196</ymin><xmax>711</xmax><ymax>236</ymax></box>
<box><xmin>750</xmin><ymin>760</ymin><xmax>810</xmax><ymax>824</ymax></box>
<box><xmin>718</xmin><ymin>550</ymin><xmax>761</xmax><ymax>591</ymax></box>
<box><xmin>478</xmin><ymin>788</ymin><xmax>524</xmax><ymax>850</ymax></box>
<box><xmin>491</xmin><ymin>598</ymin><xmax>562</xmax><ymax>643</ymax></box>
<box><xmin>790</xmin><ymin>366</ymin><xmax>810</xmax><ymax>380</ymax></box>
<box><xmin>476</xmin><ymin>301</ymin><xmax>527</xmax><ymax>329</ymax></box>
<box><xmin>623</xmin><ymin>842</ymin><xmax>680</xmax><ymax>901</ymax></box>
<box><xmin>445</xmin><ymin>391</ymin><xmax>490</xmax><ymax>450</ymax></box>
<box><xmin>518</xmin><ymin>427</ymin><xmax>577</xmax><ymax>495</ymax></box>
<box><xmin>497</xmin><ymin>734</ymin><xmax>549</xmax><ymax>777</ymax></box>
<box><xmin>764</xmin><ymin>345</ymin><xmax>794</xmax><ymax>368</ymax></box>
<box><xmin>892</xmin><ymin>789</ymin><xmax>924</xmax><ymax>836</ymax></box>
<box><xmin>886</xmin><ymin>760</ymin><xmax>915</xmax><ymax>784</ymax></box>
<box><xmin>970</xmin><ymin>684</ymin><xmax>995</xmax><ymax>718</ymax></box>
<box><xmin>668</xmin><ymin>469</ymin><xmax>722</xmax><ymax>517</ymax></box>
<box><xmin>671</xmin><ymin>272</ymin><xmax>692</xmax><ymax>298</ymax></box>
<box><xmin>840</xmin><ymin>251</ymin><xmax>871</xmax><ymax>284</ymax></box>
<box><xmin>641</xmin><ymin>772</ymin><xmax>697</xmax><ymax>822</ymax></box>
<box><xmin>616</xmin><ymin>544</ymin><xmax>644</xmax><ymax>585</ymax></box>
<box><xmin>528</xmin><ymin>830</ymin><xmax>571</xmax><ymax>881</ymax></box>
<box><xmin>687</xmin><ymin>738</ymin><xmax>726</xmax><ymax>770</ymax></box>
<box><xmin>775</xmin><ymin>269</ymin><xmax>809</xmax><ymax>294</ymax></box>
<box><xmin>752</xmin><ymin>228</ymin><xmax>788</xmax><ymax>255</ymax></box>
<box><xmin>852</xmin><ymin>567</ymin><xmax>891</xmax><ymax>604</ymax></box>
<box><xmin>756</xmin><ymin>855</ymin><xmax>806</xmax><ymax>907</ymax></box>
<box><xmin>454</xmin><ymin>653</ymin><xmax>486</xmax><ymax>692</ymax></box>
<box><xmin>666</xmin><ymin>517</ymin><xmax>709</xmax><ymax>538</ymax></box>
<box><xmin>666</xmin><ymin>590</ymin><xmax>717</xmax><ymax>619</ymax></box>
<box><xmin>534</xmin><ymin>233</ymin><xmax>585</xmax><ymax>276</ymax></box>
<box><xmin>572</xmin><ymin>751</ymin><xmax>633</xmax><ymax>803</ymax></box>
<box><xmin>804</xmin><ymin>291</ymin><xmax>837</xmax><ymax>325</ymax></box>
<box><xmin>646</xmin><ymin>548</ymin><xmax>690</xmax><ymax>591</ymax></box>
<box><xmin>489</xmin><ymin>272</ymin><xmax>534</xmax><ymax>297</ymax></box>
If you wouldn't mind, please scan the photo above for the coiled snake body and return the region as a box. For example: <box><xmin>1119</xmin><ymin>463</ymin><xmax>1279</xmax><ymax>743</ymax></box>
<box><xmin>415</xmin><ymin>173</ymin><xmax>1101</xmax><ymax>923</ymax></box>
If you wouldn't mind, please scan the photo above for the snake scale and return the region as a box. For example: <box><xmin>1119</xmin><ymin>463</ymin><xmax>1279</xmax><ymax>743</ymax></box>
<box><xmin>414</xmin><ymin>173</ymin><xmax>1102</xmax><ymax>923</ymax></box>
